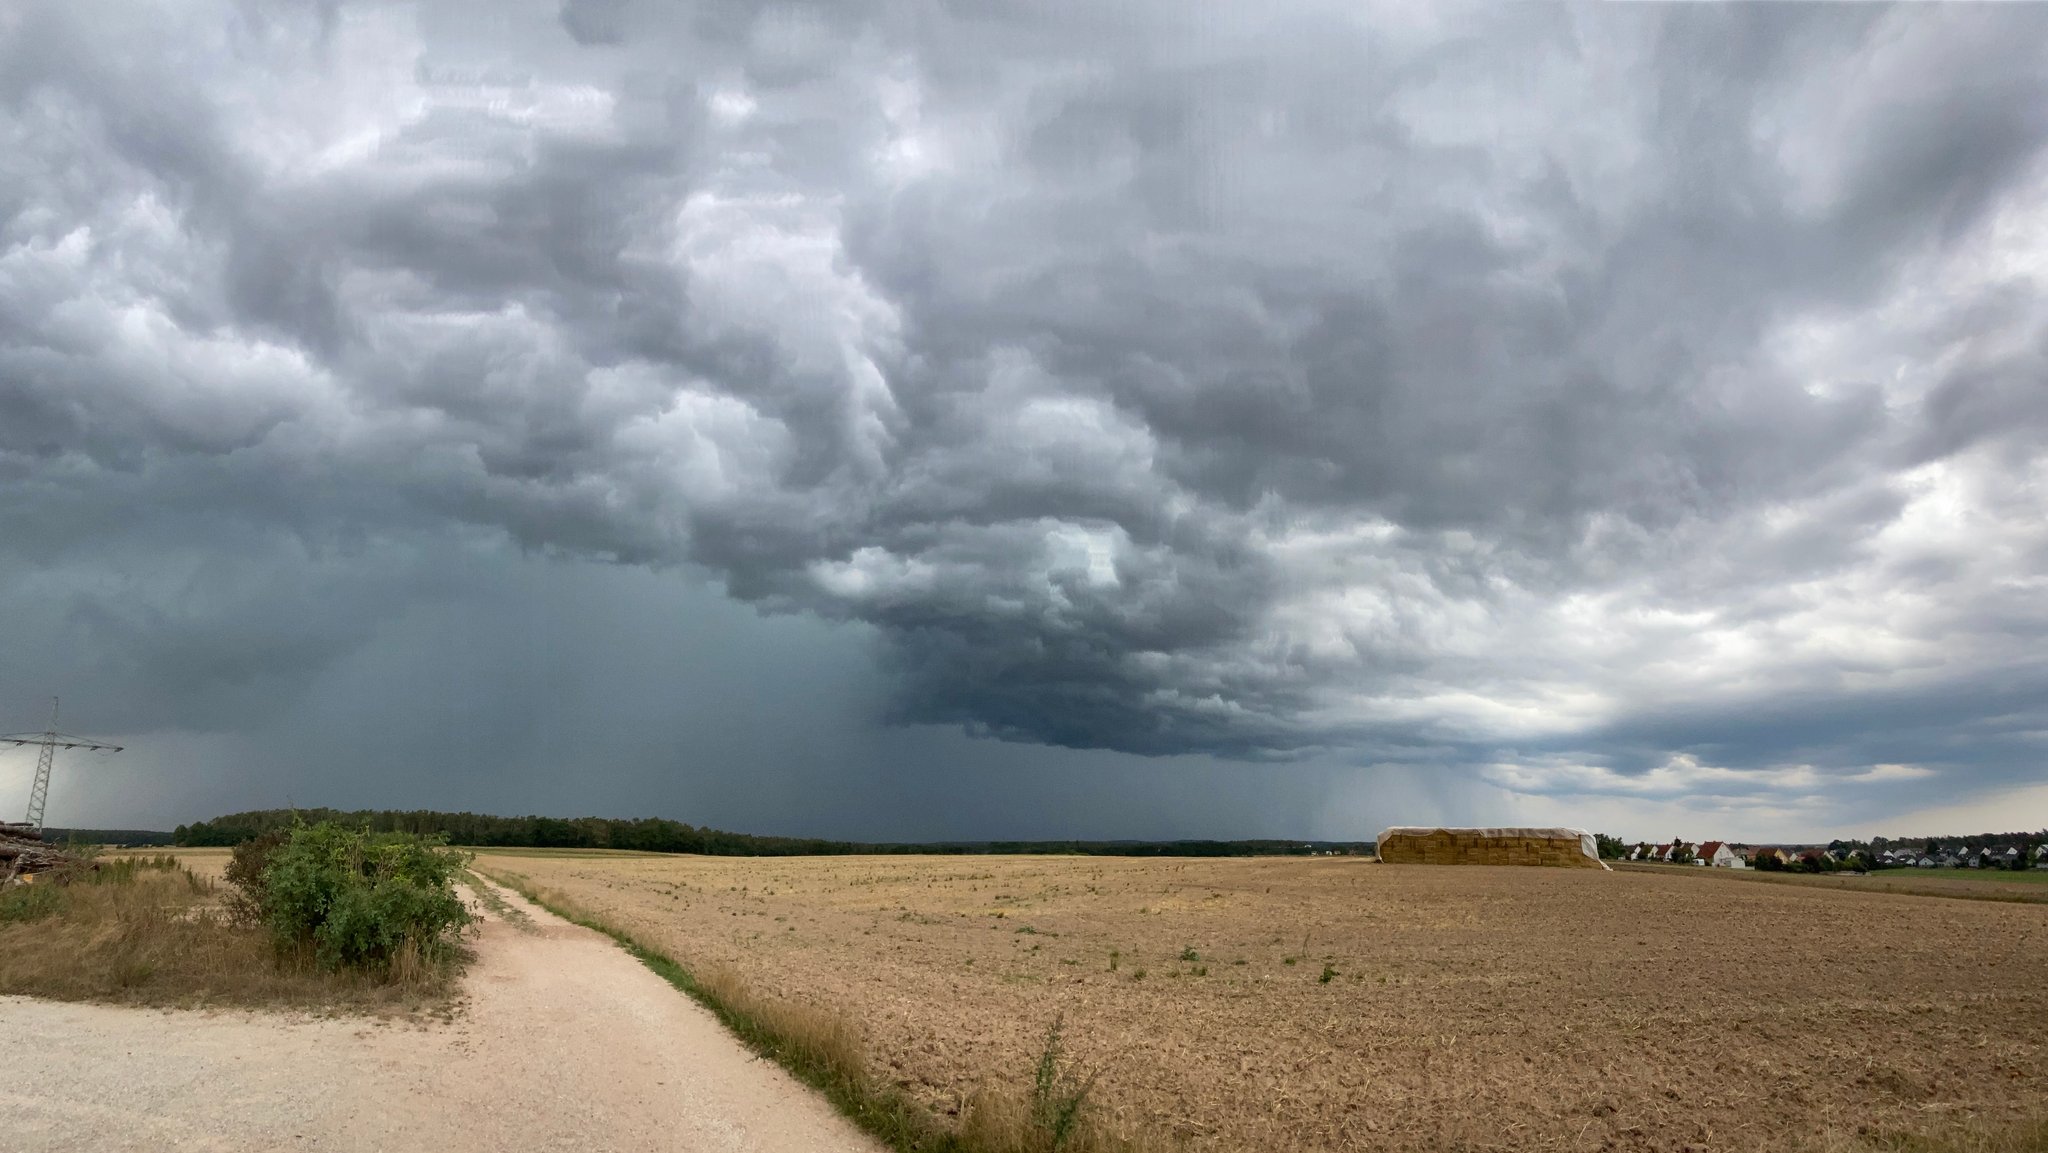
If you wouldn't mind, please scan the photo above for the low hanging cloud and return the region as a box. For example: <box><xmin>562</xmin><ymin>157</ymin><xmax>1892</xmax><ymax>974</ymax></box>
<box><xmin>3</xmin><ymin>1</ymin><xmax>2047</xmax><ymax>820</ymax></box>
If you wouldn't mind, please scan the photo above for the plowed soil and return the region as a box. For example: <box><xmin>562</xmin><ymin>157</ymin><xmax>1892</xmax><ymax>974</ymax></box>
<box><xmin>473</xmin><ymin>852</ymin><xmax>2048</xmax><ymax>1153</ymax></box>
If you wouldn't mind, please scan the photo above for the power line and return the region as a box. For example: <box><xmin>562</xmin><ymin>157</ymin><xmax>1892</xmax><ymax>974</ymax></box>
<box><xmin>1</xmin><ymin>697</ymin><xmax>124</xmax><ymax>831</ymax></box>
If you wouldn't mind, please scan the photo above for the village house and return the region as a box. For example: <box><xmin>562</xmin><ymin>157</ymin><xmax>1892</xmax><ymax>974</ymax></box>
<box><xmin>1695</xmin><ymin>841</ymin><xmax>1739</xmax><ymax>868</ymax></box>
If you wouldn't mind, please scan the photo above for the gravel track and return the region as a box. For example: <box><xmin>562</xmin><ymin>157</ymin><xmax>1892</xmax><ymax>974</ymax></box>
<box><xmin>0</xmin><ymin>879</ymin><xmax>883</xmax><ymax>1153</ymax></box>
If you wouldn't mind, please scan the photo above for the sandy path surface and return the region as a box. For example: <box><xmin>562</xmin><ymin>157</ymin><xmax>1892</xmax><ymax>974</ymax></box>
<box><xmin>0</xmin><ymin>880</ymin><xmax>883</xmax><ymax>1153</ymax></box>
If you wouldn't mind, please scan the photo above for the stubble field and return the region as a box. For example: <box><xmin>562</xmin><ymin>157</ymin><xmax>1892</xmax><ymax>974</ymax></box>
<box><xmin>471</xmin><ymin>852</ymin><xmax>2048</xmax><ymax>1152</ymax></box>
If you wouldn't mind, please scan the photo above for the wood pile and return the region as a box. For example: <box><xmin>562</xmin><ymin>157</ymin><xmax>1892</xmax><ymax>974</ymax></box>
<box><xmin>1375</xmin><ymin>826</ymin><xmax>1608</xmax><ymax>869</ymax></box>
<box><xmin>0</xmin><ymin>822</ymin><xmax>79</xmax><ymax>880</ymax></box>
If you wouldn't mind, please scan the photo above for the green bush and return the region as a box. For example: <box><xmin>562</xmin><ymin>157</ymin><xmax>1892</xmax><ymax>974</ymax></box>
<box><xmin>259</xmin><ymin>822</ymin><xmax>471</xmax><ymax>975</ymax></box>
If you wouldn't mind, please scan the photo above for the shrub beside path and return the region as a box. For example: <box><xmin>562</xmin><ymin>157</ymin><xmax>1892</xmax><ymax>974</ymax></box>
<box><xmin>0</xmin><ymin>878</ymin><xmax>884</xmax><ymax>1153</ymax></box>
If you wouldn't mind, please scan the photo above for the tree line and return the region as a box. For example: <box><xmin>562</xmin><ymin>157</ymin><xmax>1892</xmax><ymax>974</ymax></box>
<box><xmin>173</xmin><ymin>808</ymin><xmax>1375</xmax><ymax>858</ymax></box>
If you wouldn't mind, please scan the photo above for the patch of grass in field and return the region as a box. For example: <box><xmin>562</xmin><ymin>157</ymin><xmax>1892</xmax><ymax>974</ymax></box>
<box><xmin>1886</xmin><ymin>868</ymin><xmax>2048</xmax><ymax>885</ymax></box>
<box><xmin>0</xmin><ymin>859</ymin><xmax>457</xmax><ymax>1012</ymax></box>
<box><xmin>1806</xmin><ymin>1116</ymin><xmax>2048</xmax><ymax>1153</ymax></box>
<box><xmin>1613</xmin><ymin>862</ymin><xmax>2048</xmax><ymax>905</ymax></box>
<box><xmin>481</xmin><ymin>867</ymin><xmax>1169</xmax><ymax>1153</ymax></box>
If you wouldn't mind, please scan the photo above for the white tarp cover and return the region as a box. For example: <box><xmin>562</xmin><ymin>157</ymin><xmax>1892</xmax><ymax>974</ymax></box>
<box><xmin>1374</xmin><ymin>826</ymin><xmax>1610</xmax><ymax>870</ymax></box>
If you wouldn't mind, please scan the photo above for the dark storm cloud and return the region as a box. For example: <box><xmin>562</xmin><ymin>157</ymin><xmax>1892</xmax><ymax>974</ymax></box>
<box><xmin>3</xmin><ymin>0</ymin><xmax>2046</xmax><ymax>827</ymax></box>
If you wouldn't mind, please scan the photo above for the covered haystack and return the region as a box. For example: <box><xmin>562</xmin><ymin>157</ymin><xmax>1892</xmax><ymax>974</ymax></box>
<box><xmin>1374</xmin><ymin>826</ymin><xmax>1608</xmax><ymax>869</ymax></box>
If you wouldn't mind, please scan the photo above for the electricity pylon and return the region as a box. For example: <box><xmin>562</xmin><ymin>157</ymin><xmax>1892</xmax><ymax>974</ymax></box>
<box><xmin>1</xmin><ymin>698</ymin><xmax>123</xmax><ymax>831</ymax></box>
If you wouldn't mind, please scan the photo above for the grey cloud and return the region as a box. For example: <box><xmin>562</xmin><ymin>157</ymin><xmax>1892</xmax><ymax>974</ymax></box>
<box><xmin>559</xmin><ymin>0</ymin><xmax>628</xmax><ymax>47</ymax></box>
<box><xmin>3</xmin><ymin>0</ymin><xmax>2047</xmax><ymax>831</ymax></box>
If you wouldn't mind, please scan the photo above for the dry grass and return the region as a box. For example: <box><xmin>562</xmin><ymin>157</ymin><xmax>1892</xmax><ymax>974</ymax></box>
<box><xmin>957</xmin><ymin>1016</ymin><xmax>1173</xmax><ymax>1153</ymax></box>
<box><xmin>693</xmin><ymin>957</ymin><xmax>869</xmax><ymax>1088</ymax></box>
<box><xmin>0</xmin><ymin>858</ymin><xmax>457</xmax><ymax>1013</ymax></box>
<box><xmin>958</xmin><ymin>1087</ymin><xmax>1170</xmax><ymax>1153</ymax></box>
<box><xmin>108</xmin><ymin>845</ymin><xmax>231</xmax><ymax>885</ymax></box>
<box><xmin>475</xmin><ymin>851</ymin><xmax>2048</xmax><ymax>1153</ymax></box>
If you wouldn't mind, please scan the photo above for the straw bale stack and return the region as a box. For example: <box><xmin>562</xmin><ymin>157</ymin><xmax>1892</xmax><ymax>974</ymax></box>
<box><xmin>1374</xmin><ymin>827</ymin><xmax>1608</xmax><ymax>869</ymax></box>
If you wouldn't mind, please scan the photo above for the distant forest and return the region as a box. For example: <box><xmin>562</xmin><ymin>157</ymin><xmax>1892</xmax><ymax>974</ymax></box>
<box><xmin>46</xmin><ymin>828</ymin><xmax>178</xmax><ymax>847</ymax></box>
<box><xmin>172</xmin><ymin>808</ymin><xmax>1376</xmax><ymax>857</ymax></box>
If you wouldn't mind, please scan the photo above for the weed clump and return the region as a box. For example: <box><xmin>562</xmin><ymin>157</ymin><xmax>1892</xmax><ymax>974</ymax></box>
<box><xmin>1030</xmin><ymin>1015</ymin><xmax>1097</xmax><ymax>1149</ymax></box>
<box><xmin>959</xmin><ymin>1014</ymin><xmax>1163</xmax><ymax>1153</ymax></box>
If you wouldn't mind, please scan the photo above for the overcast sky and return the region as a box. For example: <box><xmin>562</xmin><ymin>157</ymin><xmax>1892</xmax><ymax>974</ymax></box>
<box><xmin>3</xmin><ymin>1</ymin><xmax>2045</xmax><ymax>842</ymax></box>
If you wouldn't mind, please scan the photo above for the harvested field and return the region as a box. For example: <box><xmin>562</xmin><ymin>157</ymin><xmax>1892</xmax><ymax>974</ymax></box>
<box><xmin>475</xmin><ymin>852</ymin><xmax>2048</xmax><ymax>1153</ymax></box>
<box><xmin>112</xmin><ymin>846</ymin><xmax>231</xmax><ymax>885</ymax></box>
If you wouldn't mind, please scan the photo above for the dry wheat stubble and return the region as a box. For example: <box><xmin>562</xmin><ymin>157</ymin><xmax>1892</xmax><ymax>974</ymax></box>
<box><xmin>469</xmin><ymin>853</ymin><xmax>2048</xmax><ymax>1153</ymax></box>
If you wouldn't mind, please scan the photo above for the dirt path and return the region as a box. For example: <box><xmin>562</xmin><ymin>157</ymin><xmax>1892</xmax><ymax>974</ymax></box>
<box><xmin>0</xmin><ymin>880</ymin><xmax>884</xmax><ymax>1153</ymax></box>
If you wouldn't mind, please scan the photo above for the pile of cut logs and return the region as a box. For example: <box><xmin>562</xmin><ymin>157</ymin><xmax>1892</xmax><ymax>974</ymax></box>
<box><xmin>1</xmin><ymin>822</ymin><xmax>77</xmax><ymax>880</ymax></box>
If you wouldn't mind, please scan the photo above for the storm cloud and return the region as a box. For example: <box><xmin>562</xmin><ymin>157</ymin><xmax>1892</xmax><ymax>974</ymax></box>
<box><xmin>3</xmin><ymin>1</ymin><xmax>2046</xmax><ymax>836</ymax></box>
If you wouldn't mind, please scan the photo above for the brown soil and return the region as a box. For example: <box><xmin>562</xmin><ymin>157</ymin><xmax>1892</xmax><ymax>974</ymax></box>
<box><xmin>474</xmin><ymin>852</ymin><xmax>2048</xmax><ymax>1153</ymax></box>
